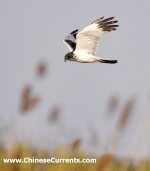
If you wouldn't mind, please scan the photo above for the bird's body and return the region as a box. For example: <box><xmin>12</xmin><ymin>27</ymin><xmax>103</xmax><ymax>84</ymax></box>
<box><xmin>64</xmin><ymin>17</ymin><xmax>119</xmax><ymax>64</ymax></box>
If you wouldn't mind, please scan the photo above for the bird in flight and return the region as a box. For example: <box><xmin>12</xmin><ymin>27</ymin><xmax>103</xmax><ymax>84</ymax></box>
<box><xmin>63</xmin><ymin>17</ymin><xmax>119</xmax><ymax>64</ymax></box>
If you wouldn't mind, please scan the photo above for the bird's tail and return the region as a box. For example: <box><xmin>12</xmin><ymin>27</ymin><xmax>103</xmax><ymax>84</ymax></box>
<box><xmin>98</xmin><ymin>58</ymin><xmax>118</xmax><ymax>64</ymax></box>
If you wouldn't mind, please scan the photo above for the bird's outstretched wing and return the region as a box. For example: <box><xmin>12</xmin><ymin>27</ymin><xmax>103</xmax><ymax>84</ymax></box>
<box><xmin>74</xmin><ymin>17</ymin><xmax>119</xmax><ymax>55</ymax></box>
<box><xmin>63</xmin><ymin>29</ymin><xmax>78</xmax><ymax>51</ymax></box>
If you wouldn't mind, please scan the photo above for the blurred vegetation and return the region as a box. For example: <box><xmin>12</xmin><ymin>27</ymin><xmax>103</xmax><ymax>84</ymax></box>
<box><xmin>1</xmin><ymin>145</ymin><xmax>150</xmax><ymax>171</ymax></box>
<box><xmin>0</xmin><ymin>59</ymin><xmax>150</xmax><ymax>171</ymax></box>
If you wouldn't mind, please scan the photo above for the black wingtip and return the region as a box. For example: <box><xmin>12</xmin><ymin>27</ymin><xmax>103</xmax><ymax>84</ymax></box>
<box><xmin>70</xmin><ymin>29</ymin><xmax>78</xmax><ymax>34</ymax></box>
<box><xmin>92</xmin><ymin>16</ymin><xmax>119</xmax><ymax>31</ymax></box>
<box><xmin>70</xmin><ymin>29</ymin><xmax>78</xmax><ymax>39</ymax></box>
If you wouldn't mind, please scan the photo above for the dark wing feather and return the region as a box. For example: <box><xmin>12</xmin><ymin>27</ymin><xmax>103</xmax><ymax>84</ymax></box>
<box><xmin>93</xmin><ymin>17</ymin><xmax>119</xmax><ymax>31</ymax></box>
<box><xmin>70</xmin><ymin>29</ymin><xmax>78</xmax><ymax>38</ymax></box>
<box><xmin>63</xmin><ymin>29</ymin><xmax>78</xmax><ymax>51</ymax></box>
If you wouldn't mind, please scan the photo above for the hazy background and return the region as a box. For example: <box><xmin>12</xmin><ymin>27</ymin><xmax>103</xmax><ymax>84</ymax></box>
<box><xmin>0</xmin><ymin>0</ymin><xmax>150</xmax><ymax>160</ymax></box>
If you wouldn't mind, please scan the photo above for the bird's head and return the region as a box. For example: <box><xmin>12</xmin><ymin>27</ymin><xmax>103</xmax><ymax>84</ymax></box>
<box><xmin>64</xmin><ymin>52</ymin><xmax>74</xmax><ymax>62</ymax></box>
